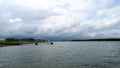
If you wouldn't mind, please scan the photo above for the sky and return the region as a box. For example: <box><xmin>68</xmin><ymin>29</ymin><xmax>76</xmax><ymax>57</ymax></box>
<box><xmin>0</xmin><ymin>0</ymin><xmax>120</xmax><ymax>40</ymax></box>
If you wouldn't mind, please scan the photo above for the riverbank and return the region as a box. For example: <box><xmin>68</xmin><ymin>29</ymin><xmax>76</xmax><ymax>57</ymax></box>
<box><xmin>0</xmin><ymin>41</ymin><xmax>37</xmax><ymax>46</ymax></box>
<box><xmin>0</xmin><ymin>38</ymin><xmax>48</xmax><ymax>46</ymax></box>
<box><xmin>0</xmin><ymin>41</ymin><xmax>49</xmax><ymax>47</ymax></box>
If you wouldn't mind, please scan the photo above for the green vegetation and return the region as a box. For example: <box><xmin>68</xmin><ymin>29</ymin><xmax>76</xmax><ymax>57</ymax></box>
<box><xmin>5</xmin><ymin>38</ymin><xmax>46</xmax><ymax>42</ymax></box>
<box><xmin>0</xmin><ymin>38</ymin><xmax>47</xmax><ymax>46</ymax></box>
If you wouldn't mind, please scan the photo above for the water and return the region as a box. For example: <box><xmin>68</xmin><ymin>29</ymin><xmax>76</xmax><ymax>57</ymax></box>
<box><xmin>0</xmin><ymin>42</ymin><xmax>120</xmax><ymax>68</ymax></box>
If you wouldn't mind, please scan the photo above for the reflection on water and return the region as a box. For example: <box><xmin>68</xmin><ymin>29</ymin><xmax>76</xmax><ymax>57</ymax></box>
<box><xmin>0</xmin><ymin>42</ymin><xmax>120</xmax><ymax>68</ymax></box>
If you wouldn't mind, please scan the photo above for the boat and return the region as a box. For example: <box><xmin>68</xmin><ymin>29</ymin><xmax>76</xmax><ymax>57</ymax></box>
<box><xmin>35</xmin><ymin>42</ymin><xmax>38</xmax><ymax>45</ymax></box>
<box><xmin>50</xmin><ymin>42</ymin><xmax>53</xmax><ymax>45</ymax></box>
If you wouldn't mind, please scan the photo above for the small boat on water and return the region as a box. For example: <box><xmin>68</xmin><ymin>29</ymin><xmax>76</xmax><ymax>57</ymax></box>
<box><xmin>48</xmin><ymin>40</ymin><xmax>54</xmax><ymax>45</ymax></box>
<box><xmin>35</xmin><ymin>43</ymin><xmax>38</xmax><ymax>45</ymax></box>
<box><xmin>50</xmin><ymin>42</ymin><xmax>53</xmax><ymax>45</ymax></box>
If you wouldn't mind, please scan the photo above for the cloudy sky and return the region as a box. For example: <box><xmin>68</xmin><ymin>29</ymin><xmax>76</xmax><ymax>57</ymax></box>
<box><xmin>0</xmin><ymin>0</ymin><xmax>120</xmax><ymax>40</ymax></box>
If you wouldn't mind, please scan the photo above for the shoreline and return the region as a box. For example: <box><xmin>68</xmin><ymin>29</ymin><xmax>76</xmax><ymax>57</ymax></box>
<box><xmin>0</xmin><ymin>41</ymin><xmax>47</xmax><ymax>46</ymax></box>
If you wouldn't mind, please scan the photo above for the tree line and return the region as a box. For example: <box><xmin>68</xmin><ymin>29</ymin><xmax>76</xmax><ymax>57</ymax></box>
<box><xmin>5</xmin><ymin>38</ymin><xmax>47</xmax><ymax>42</ymax></box>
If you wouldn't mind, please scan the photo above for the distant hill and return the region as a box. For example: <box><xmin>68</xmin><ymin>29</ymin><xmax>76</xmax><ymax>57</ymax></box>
<box><xmin>69</xmin><ymin>38</ymin><xmax>120</xmax><ymax>41</ymax></box>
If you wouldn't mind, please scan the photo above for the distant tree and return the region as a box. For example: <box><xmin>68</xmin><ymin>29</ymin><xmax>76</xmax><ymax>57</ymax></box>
<box><xmin>5</xmin><ymin>38</ymin><xmax>47</xmax><ymax>42</ymax></box>
<box><xmin>5</xmin><ymin>38</ymin><xmax>16</xmax><ymax>41</ymax></box>
<box><xmin>21</xmin><ymin>38</ymin><xmax>35</xmax><ymax>41</ymax></box>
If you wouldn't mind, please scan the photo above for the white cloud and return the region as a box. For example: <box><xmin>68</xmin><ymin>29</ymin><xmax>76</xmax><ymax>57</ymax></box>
<box><xmin>9</xmin><ymin>18</ymin><xmax>23</xmax><ymax>23</ymax></box>
<box><xmin>10</xmin><ymin>0</ymin><xmax>57</xmax><ymax>10</ymax></box>
<box><xmin>101</xmin><ymin>0</ymin><xmax>114</xmax><ymax>6</ymax></box>
<box><xmin>0</xmin><ymin>0</ymin><xmax>120</xmax><ymax>39</ymax></box>
<box><xmin>0</xmin><ymin>1</ymin><xmax>2</xmax><ymax>5</ymax></box>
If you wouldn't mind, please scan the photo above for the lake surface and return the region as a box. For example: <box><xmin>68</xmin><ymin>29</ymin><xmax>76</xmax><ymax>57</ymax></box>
<box><xmin>0</xmin><ymin>42</ymin><xmax>120</xmax><ymax>68</ymax></box>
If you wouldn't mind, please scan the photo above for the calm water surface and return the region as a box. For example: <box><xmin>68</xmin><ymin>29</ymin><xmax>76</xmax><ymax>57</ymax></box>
<box><xmin>0</xmin><ymin>42</ymin><xmax>120</xmax><ymax>68</ymax></box>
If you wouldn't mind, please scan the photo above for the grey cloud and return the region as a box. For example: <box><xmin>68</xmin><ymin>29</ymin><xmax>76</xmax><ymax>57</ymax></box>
<box><xmin>0</xmin><ymin>0</ymin><xmax>120</xmax><ymax>40</ymax></box>
<box><xmin>19</xmin><ymin>24</ymin><xmax>37</xmax><ymax>34</ymax></box>
<box><xmin>0</xmin><ymin>0</ymin><xmax>58</xmax><ymax>23</ymax></box>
